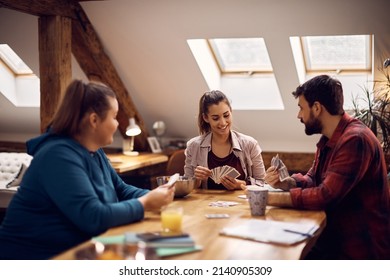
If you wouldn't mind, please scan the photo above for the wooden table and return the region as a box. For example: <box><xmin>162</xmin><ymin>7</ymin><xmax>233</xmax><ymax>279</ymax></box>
<box><xmin>53</xmin><ymin>189</ymin><xmax>326</xmax><ymax>260</ymax></box>
<box><xmin>107</xmin><ymin>153</ymin><xmax>168</xmax><ymax>174</ymax></box>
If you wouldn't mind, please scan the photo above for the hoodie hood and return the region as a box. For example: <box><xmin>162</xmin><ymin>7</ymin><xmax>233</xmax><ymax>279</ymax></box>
<box><xmin>26</xmin><ymin>132</ymin><xmax>60</xmax><ymax>156</ymax></box>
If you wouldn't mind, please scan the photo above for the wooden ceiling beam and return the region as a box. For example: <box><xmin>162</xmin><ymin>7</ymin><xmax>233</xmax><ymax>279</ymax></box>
<box><xmin>0</xmin><ymin>0</ymin><xmax>76</xmax><ymax>18</ymax></box>
<box><xmin>71</xmin><ymin>2</ymin><xmax>149</xmax><ymax>150</ymax></box>
<box><xmin>0</xmin><ymin>0</ymin><xmax>149</xmax><ymax>151</ymax></box>
<box><xmin>39</xmin><ymin>15</ymin><xmax>72</xmax><ymax>133</ymax></box>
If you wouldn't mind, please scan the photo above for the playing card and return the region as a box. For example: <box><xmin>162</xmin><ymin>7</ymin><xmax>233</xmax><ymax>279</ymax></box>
<box><xmin>210</xmin><ymin>165</ymin><xmax>240</xmax><ymax>184</ymax></box>
<box><xmin>278</xmin><ymin>161</ymin><xmax>289</xmax><ymax>181</ymax></box>
<box><xmin>209</xmin><ymin>201</ymin><xmax>240</xmax><ymax>207</ymax></box>
<box><xmin>271</xmin><ymin>154</ymin><xmax>289</xmax><ymax>181</ymax></box>
<box><xmin>220</xmin><ymin>165</ymin><xmax>229</xmax><ymax>176</ymax></box>
<box><xmin>225</xmin><ymin>167</ymin><xmax>240</xmax><ymax>179</ymax></box>
<box><xmin>271</xmin><ymin>154</ymin><xmax>280</xmax><ymax>169</ymax></box>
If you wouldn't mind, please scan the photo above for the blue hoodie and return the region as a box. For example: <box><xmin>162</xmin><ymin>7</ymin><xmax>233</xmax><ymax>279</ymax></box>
<box><xmin>0</xmin><ymin>133</ymin><xmax>148</xmax><ymax>259</ymax></box>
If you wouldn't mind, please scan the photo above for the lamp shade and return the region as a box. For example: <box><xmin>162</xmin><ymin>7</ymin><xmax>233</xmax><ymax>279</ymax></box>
<box><xmin>125</xmin><ymin>118</ymin><xmax>141</xmax><ymax>136</ymax></box>
<box><xmin>152</xmin><ymin>120</ymin><xmax>166</xmax><ymax>136</ymax></box>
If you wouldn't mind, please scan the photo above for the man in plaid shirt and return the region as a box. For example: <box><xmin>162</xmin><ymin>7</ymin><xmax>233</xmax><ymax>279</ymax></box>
<box><xmin>265</xmin><ymin>75</ymin><xmax>390</xmax><ymax>259</ymax></box>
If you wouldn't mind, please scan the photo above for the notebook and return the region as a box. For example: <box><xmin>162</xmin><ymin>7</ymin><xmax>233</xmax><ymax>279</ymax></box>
<box><xmin>220</xmin><ymin>219</ymin><xmax>319</xmax><ymax>245</ymax></box>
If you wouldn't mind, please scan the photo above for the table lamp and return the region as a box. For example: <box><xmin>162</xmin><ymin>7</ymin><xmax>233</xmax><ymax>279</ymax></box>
<box><xmin>123</xmin><ymin>117</ymin><xmax>141</xmax><ymax>156</ymax></box>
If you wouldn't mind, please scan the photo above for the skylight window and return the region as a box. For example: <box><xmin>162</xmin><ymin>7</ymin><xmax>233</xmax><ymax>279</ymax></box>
<box><xmin>0</xmin><ymin>44</ymin><xmax>33</xmax><ymax>75</ymax></box>
<box><xmin>290</xmin><ymin>34</ymin><xmax>373</xmax><ymax>110</ymax></box>
<box><xmin>0</xmin><ymin>44</ymin><xmax>39</xmax><ymax>107</ymax></box>
<box><xmin>209</xmin><ymin>38</ymin><xmax>273</xmax><ymax>74</ymax></box>
<box><xmin>188</xmin><ymin>38</ymin><xmax>283</xmax><ymax>110</ymax></box>
<box><xmin>301</xmin><ymin>35</ymin><xmax>371</xmax><ymax>72</ymax></box>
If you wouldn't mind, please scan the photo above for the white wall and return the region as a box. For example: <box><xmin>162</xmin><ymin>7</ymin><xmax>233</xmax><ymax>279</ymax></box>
<box><xmin>1</xmin><ymin>0</ymin><xmax>390</xmax><ymax>153</ymax></box>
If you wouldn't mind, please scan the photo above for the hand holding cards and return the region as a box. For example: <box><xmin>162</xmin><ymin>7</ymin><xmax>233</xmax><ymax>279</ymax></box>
<box><xmin>166</xmin><ymin>173</ymin><xmax>180</xmax><ymax>189</ymax></box>
<box><xmin>158</xmin><ymin>173</ymin><xmax>180</xmax><ymax>189</ymax></box>
<box><xmin>210</xmin><ymin>165</ymin><xmax>240</xmax><ymax>184</ymax></box>
<box><xmin>271</xmin><ymin>154</ymin><xmax>289</xmax><ymax>182</ymax></box>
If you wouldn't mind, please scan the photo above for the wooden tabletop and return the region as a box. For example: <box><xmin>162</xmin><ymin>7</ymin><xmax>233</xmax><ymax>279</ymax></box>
<box><xmin>107</xmin><ymin>153</ymin><xmax>168</xmax><ymax>174</ymax></box>
<box><xmin>53</xmin><ymin>189</ymin><xmax>326</xmax><ymax>260</ymax></box>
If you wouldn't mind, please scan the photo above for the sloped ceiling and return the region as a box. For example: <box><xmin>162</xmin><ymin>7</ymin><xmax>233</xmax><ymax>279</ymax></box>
<box><xmin>1</xmin><ymin>0</ymin><xmax>390</xmax><ymax>152</ymax></box>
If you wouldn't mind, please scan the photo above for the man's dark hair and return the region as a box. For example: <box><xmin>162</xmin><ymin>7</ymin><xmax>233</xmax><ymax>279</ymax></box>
<box><xmin>292</xmin><ymin>75</ymin><xmax>344</xmax><ymax>115</ymax></box>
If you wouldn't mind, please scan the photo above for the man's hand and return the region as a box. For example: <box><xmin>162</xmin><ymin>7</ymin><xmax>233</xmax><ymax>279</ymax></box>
<box><xmin>265</xmin><ymin>166</ymin><xmax>296</xmax><ymax>191</ymax></box>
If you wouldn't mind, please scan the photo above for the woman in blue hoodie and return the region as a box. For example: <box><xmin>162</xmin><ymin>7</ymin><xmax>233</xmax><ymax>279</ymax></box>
<box><xmin>0</xmin><ymin>80</ymin><xmax>174</xmax><ymax>259</ymax></box>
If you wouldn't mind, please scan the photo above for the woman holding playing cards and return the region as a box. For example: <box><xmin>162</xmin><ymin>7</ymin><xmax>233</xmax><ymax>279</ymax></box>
<box><xmin>184</xmin><ymin>90</ymin><xmax>266</xmax><ymax>190</ymax></box>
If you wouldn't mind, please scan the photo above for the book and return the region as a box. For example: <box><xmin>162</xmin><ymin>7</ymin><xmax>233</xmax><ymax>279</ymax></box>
<box><xmin>156</xmin><ymin>246</ymin><xmax>203</xmax><ymax>257</ymax></box>
<box><xmin>93</xmin><ymin>235</ymin><xmax>125</xmax><ymax>244</ymax></box>
<box><xmin>220</xmin><ymin>219</ymin><xmax>319</xmax><ymax>245</ymax></box>
<box><xmin>92</xmin><ymin>234</ymin><xmax>202</xmax><ymax>258</ymax></box>
<box><xmin>136</xmin><ymin>231</ymin><xmax>189</xmax><ymax>241</ymax></box>
<box><xmin>124</xmin><ymin>232</ymin><xmax>196</xmax><ymax>248</ymax></box>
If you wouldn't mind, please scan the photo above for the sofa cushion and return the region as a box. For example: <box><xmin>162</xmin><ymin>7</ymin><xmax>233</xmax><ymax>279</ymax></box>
<box><xmin>0</xmin><ymin>152</ymin><xmax>32</xmax><ymax>188</ymax></box>
<box><xmin>6</xmin><ymin>163</ymin><xmax>28</xmax><ymax>187</ymax></box>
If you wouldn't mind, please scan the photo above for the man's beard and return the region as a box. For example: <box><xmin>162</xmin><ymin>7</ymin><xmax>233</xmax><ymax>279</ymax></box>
<box><xmin>302</xmin><ymin>112</ymin><xmax>322</xmax><ymax>135</ymax></box>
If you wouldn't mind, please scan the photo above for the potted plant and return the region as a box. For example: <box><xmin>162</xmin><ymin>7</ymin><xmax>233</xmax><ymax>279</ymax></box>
<box><xmin>351</xmin><ymin>66</ymin><xmax>390</xmax><ymax>172</ymax></box>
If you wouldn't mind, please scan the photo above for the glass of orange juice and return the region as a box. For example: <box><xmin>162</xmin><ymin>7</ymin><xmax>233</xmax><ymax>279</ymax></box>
<box><xmin>161</xmin><ymin>206</ymin><xmax>183</xmax><ymax>233</ymax></box>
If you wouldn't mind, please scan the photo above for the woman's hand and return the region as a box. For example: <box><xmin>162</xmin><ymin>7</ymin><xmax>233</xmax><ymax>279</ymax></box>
<box><xmin>194</xmin><ymin>165</ymin><xmax>212</xmax><ymax>181</ymax></box>
<box><xmin>220</xmin><ymin>176</ymin><xmax>246</xmax><ymax>191</ymax></box>
<box><xmin>138</xmin><ymin>185</ymin><xmax>175</xmax><ymax>211</ymax></box>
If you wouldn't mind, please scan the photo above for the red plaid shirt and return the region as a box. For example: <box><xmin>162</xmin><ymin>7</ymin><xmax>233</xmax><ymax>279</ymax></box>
<box><xmin>291</xmin><ymin>114</ymin><xmax>390</xmax><ymax>259</ymax></box>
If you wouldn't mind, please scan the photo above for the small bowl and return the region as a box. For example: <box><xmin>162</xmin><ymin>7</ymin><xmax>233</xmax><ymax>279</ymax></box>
<box><xmin>156</xmin><ymin>176</ymin><xmax>196</xmax><ymax>198</ymax></box>
<box><xmin>173</xmin><ymin>176</ymin><xmax>196</xmax><ymax>198</ymax></box>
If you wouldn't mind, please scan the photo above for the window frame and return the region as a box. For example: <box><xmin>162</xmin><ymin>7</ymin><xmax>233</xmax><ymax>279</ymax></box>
<box><xmin>0</xmin><ymin>44</ymin><xmax>33</xmax><ymax>75</ymax></box>
<box><xmin>300</xmin><ymin>34</ymin><xmax>372</xmax><ymax>74</ymax></box>
<box><xmin>208</xmin><ymin>38</ymin><xmax>274</xmax><ymax>75</ymax></box>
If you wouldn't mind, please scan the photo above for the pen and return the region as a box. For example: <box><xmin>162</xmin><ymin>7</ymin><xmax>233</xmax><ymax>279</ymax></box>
<box><xmin>283</xmin><ymin>229</ymin><xmax>314</xmax><ymax>238</ymax></box>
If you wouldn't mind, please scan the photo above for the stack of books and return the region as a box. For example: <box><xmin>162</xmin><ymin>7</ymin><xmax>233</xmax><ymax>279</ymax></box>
<box><xmin>124</xmin><ymin>232</ymin><xmax>202</xmax><ymax>257</ymax></box>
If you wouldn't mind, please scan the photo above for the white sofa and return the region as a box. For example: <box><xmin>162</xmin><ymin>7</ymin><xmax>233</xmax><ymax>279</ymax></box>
<box><xmin>0</xmin><ymin>152</ymin><xmax>33</xmax><ymax>209</ymax></box>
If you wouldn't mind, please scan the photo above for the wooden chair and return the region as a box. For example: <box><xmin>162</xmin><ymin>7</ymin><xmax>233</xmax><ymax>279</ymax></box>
<box><xmin>150</xmin><ymin>149</ymin><xmax>186</xmax><ymax>189</ymax></box>
<box><xmin>166</xmin><ymin>149</ymin><xmax>186</xmax><ymax>175</ymax></box>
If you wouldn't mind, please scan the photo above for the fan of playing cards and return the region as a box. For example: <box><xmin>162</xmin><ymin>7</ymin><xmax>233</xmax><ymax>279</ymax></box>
<box><xmin>210</xmin><ymin>165</ymin><xmax>240</xmax><ymax>184</ymax></box>
<box><xmin>271</xmin><ymin>154</ymin><xmax>290</xmax><ymax>182</ymax></box>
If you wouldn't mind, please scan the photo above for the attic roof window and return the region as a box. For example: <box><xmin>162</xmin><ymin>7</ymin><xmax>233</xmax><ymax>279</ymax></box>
<box><xmin>209</xmin><ymin>38</ymin><xmax>273</xmax><ymax>74</ymax></box>
<box><xmin>188</xmin><ymin>38</ymin><xmax>283</xmax><ymax>110</ymax></box>
<box><xmin>0</xmin><ymin>44</ymin><xmax>39</xmax><ymax>107</ymax></box>
<box><xmin>0</xmin><ymin>44</ymin><xmax>33</xmax><ymax>75</ymax></box>
<box><xmin>302</xmin><ymin>35</ymin><xmax>371</xmax><ymax>72</ymax></box>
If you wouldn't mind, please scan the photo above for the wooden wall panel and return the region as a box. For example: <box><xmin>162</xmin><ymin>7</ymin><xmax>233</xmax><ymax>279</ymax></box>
<box><xmin>262</xmin><ymin>151</ymin><xmax>315</xmax><ymax>174</ymax></box>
